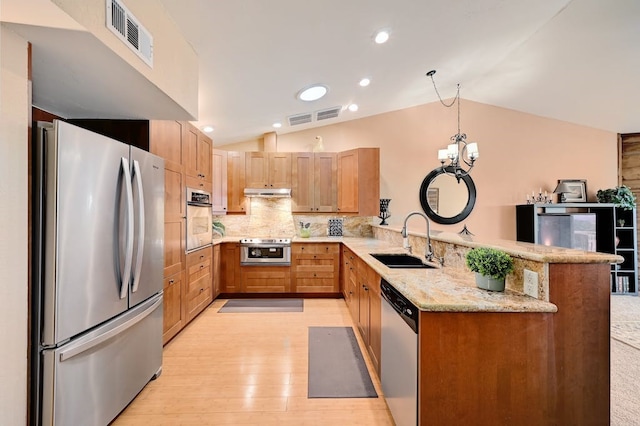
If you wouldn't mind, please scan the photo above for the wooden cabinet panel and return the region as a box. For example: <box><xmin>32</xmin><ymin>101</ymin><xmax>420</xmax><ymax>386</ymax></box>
<box><xmin>183</xmin><ymin>124</ymin><xmax>213</xmax><ymax>184</ymax></box>
<box><xmin>227</xmin><ymin>151</ymin><xmax>246</xmax><ymax>213</ymax></box>
<box><xmin>164</xmin><ymin>161</ymin><xmax>185</xmax><ymax>221</ymax></box>
<box><xmin>150</xmin><ymin>120</ymin><xmax>182</xmax><ymax>166</ymax></box>
<box><xmin>197</xmin><ymin>133</ymin><xmax>212</xmax><ymax>181</ymax></box>
<box><xmin>220</xmin><ymin>243</ymin><xmax>241</xmax><ymax>292</ymax></box>
<box><xmin>292</xmin><ymin>243</ymin><xmax>339</xmax><ymax>293</ymax></box>
<box><xmin>212</xmin><ymin>244</ymin><xmax>221</xmax><ymax>298</ymax></box>
<box><xmin>241</xmin><ymin>266</ymin><xmax>291</xmax><ymax>292</ymax></box>
<box><xmin>341</xmin><ymin>247</ymin><xmax>359</xmax><ymax>320</ymax></box>
<box><xmin>164</xmin><ymin>220</ymin><xmax>185</xmax><ymax>278</ymax></box>
<box><xmin>246</xmin><ymin>152</ymin><xmax>291</xmax><ymax>188</ymax></box>
<box><xmin>337</xmin><ymin>148</ymin><xmax>380</xmax><ymax>215</ymax></box>
<box><xmin>162</xmin><ymin>270</ymin><xmax>184</xmax><ymax>344</ymax></box>
<box><xmin>186</xmin><ymin>173</ymin><xmax>213</xmax><ymax>193</ymax></box>
<box><xmin>212</xmin><ymin>149</ymin><xmax>228</xmax><ymax>214</ymax></box>
<box><xmin>291</xmin><ymin>153</ymin><xmax>337</xmax><ymax>213</ymax></box>
<box><xmin>314</xmin><ymin>152</ymin><xmax>337</xmax><ymax>212</ymax></box>
<box><xmin>185</xmin><ymin>247</ymin><xmax>213</xmax><ymax>322</ymax></box>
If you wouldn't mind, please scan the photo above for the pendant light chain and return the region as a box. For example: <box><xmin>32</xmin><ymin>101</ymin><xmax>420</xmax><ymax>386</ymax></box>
<box><xmin>428</xmin><ymin>72</ymin><xmax>461</xmax><ymax>134</ymax></box>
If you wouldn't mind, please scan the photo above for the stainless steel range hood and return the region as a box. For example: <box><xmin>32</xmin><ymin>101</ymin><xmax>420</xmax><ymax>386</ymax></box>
<box><xmin>243</xmin><ymin>188</ymin><xmax>291</xmax><ymax>198</ymax></box>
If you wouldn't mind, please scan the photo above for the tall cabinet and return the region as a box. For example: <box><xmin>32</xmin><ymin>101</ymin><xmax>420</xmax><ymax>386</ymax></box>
<box><xmin>516</xmin><ymin>203</ymin><xmax>638</xmax><ymax>295</ymax></box>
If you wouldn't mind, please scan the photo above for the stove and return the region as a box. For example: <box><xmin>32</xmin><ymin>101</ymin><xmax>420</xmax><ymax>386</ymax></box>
<box><xmin>239</xmin><ymin>238</ymin><xmax>292</xmax><ymax>265</ymax></box>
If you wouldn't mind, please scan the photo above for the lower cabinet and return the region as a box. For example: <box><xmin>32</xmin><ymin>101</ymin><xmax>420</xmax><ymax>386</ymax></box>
<box><xmin>291</xmin><ymin>243</ymin><xmax>340</xmax><ymax>293</ymax></box>
<box><xmin>220</xmin><ymin>243</ymin><xmax>241</xmax><ymax>293</ymax></box>
<box><xmin>240</xmin><ymin>265</ymin><xmax>291</xmax><ymax>292</ymax></box>
<box><xmin>357</xmin><ymin>258</ymin><xmax>381</xmax><ymax>376</ymax></box>
<box><xmin>185</xmin><ymin>246</ymin><xmax>213</xmax><ymax>323</ymax></box>
<box><xmin>212</xmin><ymin>244</ymin><xmax>221</xmax><ymax>298</ymax></box>
<box><xmin>162</xmin><ymin>270</ymin><xmax>185</xmax><ymax>344</ymax></box>
<box><xmin>342</xmin><ymin>247</ymin><xmax>359</xmax><ymax>321</ymax></box>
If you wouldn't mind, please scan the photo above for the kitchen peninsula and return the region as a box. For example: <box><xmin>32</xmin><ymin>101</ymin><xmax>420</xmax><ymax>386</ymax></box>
<box><xmin>210</xmin><ymin>224</ymin><xmax>618</xmax><ymax>426</ymax></box>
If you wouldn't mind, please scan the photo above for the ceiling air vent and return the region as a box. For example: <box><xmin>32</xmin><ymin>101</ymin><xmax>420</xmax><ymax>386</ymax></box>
<box><xmin>288</xmin><ymin>113</ymin><xmax>313</xmax><ymax>126</ymax></box>
<box><xmin>316</xmin><ymin>106</ymin><xmax>341</xmax><ymax>121</ymax></box>
<box><xmin>106</xmin><ymin>0</ymin><xmax>153</xmax><ymax>67</ymax></box>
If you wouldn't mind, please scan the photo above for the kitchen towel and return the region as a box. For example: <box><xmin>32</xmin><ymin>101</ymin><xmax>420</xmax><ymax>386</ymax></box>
<box><xmin>218</xmin><ymin>299</ymin><xmax>303</xmax><ymax>313</ymax></box>
<box><xmin>307</xmin><ymin>326</ymin><xmax>378</xmax><ymax>398</ymax></box>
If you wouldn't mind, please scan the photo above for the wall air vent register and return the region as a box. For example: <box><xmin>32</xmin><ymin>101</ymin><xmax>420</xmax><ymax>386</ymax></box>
<box><xmin>106</xmin><ymin>0</ymin><xmax>154</xmax><ymax>67</ymax></box>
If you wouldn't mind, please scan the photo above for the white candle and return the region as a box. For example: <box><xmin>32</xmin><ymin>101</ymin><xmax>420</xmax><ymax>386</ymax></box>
<box><xmin>438</xmin><ymin>149</ymin><xmax>448</xmax><ymax>161</ymax></box>
<box><xmin>467</xmin><ymin>143</ymin><xmax>479</xmax><ymax>159</ymax></box>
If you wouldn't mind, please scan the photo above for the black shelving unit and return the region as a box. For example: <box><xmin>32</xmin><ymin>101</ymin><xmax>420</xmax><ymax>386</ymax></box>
<box><xmin>516</xmin><ymin>203</ymin><xmax>638</xmax><ymax>296</ymax></box>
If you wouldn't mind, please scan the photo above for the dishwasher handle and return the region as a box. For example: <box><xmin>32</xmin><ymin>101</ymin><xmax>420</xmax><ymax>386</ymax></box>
<box><xmin>381</xmin><ymin>280</ymin><xmax>419</xmax><ymax>334</ymax></box>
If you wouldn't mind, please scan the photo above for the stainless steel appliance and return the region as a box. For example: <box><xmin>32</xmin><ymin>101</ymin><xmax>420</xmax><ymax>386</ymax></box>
<box><xmin>240</xmin><ymin>238</ymin><xmax>292</xmax><ymax>265</ymax></box>
<box><xmin>186</xmin><ymin>187</ymin><xmax>213</xmax><ymax>252</ymax></box>
<box><xmin>31</xmin><ymin>120</ymin><xmax>164</xmax><ymax>426</ymax></box>
<box><xmin>380</xmin><ymin>279</ymin><xmax>419</xmax><ymax>426</ymax></box>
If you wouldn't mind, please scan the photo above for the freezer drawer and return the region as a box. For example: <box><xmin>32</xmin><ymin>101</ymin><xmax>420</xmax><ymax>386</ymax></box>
<box><xmin>40</xmin><ymin>294</ymin><xmax>163</xmax><ymax>426</ymax></box>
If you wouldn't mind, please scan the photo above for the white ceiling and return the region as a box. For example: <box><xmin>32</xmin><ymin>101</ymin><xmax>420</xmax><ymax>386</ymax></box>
<box><xmin>3</xmin><ymin>0</ymin><xmax>640</xmax><ymax>145</ymax></box>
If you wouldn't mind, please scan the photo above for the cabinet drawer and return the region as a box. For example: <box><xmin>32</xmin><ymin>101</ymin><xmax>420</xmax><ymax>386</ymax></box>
<box><xmin>185</xmin><ymin>174</ymin><xmax>213</xmax><ymax>193</ymax></box>
<box><xmin>292</xmin><ymin>243</ymin><xmax>340</xmax><ymax>255</ymax></box>
<box><xmin>187</xmin><ymin>246</ymin><xmax>212</xmax><ymax>267</ymax></box>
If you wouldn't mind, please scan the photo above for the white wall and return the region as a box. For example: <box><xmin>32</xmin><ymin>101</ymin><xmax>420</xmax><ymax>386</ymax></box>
<box><xmin>0</xmin><ymin>24</ymin><xmax>29</xmax><ymax>426</ymax></box>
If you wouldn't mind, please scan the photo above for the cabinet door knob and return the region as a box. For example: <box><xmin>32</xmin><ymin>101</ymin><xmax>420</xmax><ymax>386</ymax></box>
<box><xmin>169</xmin><ymin>279</ymin><xmax>174</xmax><ymax>284</ymax></box>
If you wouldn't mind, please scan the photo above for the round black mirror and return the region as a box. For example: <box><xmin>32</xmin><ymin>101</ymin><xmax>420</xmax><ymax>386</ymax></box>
<box><xmin>419</xmin><ymin>166</ymin><xmax>476</xmax><ymax>224</ymax></box>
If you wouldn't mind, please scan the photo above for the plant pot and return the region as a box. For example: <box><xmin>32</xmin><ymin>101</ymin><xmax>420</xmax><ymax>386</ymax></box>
<box><xmin>475</xmin><ymin>272</ymin><xmax>505</xmax><ymax>292</ymax></box>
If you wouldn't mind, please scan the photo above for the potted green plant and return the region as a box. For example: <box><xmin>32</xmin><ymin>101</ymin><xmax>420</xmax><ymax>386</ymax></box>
<box><xmin>465</xmin><ymin>247</ymin><xmax>514</xmax><ymax>292</ymax></box>
<box><xmin>596</xmin><ymin>185</ymin><xmax>637</xmax><ymax>210</ymax></box>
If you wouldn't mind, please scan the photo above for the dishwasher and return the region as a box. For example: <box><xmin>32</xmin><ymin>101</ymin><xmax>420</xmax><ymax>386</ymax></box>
<box><xmin>380</xmin><ymin>279</ymin><xmax>419</xmax><ymax>426</ymax></box>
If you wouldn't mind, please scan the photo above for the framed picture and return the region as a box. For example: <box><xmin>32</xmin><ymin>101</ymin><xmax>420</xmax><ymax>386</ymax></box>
<box><xmin>558</xmin><ymin>179</ymin><xmax>587</xmax><ymax>202</ymax></box>
<box><xmin>427</xmin><ymin>188</ymin><xmax>439</xmax><ymax>213</ymax></box>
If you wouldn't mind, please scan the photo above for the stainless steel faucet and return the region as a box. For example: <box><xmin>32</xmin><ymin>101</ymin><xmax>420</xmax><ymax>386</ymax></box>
<box><xmin>401</xmin><ymin>211</ymin><xmax>443</xmax><ymax>265</ymax></box>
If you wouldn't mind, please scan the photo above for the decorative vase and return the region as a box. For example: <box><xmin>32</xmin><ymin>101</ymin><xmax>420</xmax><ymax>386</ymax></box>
<box><xmin>475</xmin><ymin>272</ymin><xmax>506</xmax><ymax>292</ymax></box>
<box><xmin>378</xmin><ymin>198</ymin><xmax>391</xmax><ymax>225</ymax></box>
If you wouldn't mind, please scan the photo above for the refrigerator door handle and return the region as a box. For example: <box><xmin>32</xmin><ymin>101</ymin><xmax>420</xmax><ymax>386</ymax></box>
<box><xmin>120</xmin><ymin>157</ymin><xmax>134</xmax><ymax>299</ymax></box>
<box><xmin>58</xmin><ymin>296</ymin><xmax>162</xmax><ymax>362</ymax></box>
<box><xmin>131</xmin><ymin>160</ymin><xmax>145</xmax><ymax>293</ymax></box>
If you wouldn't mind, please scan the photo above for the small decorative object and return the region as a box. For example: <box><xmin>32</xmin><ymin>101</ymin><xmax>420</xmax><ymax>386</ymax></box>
<box><xmin>378</xmin><ymin>199</ymin><xmax>391</xmax><ymax>225</ymax></box>
<box><xmin>618</xmin><ymin>219</ymin><xmax>626</xmax><ymax>227</ymax></box>
<box><xmin>299</xmin><ymin>221</ymin><xmax>311</xmax><ymax>238</ymax></box>
<box><xmin>596</xmin><ymin>185</ymin><xmax>637</xmax><ymax>210</ymax></box>
<box><xmin>555</xmin><ymin>179</ymin><xmax>587</xmax><ymax>203</ymax></box>
<box><xmin>465</xmin><ymin>247</ymin><xmax>514</xmax><ymax>292</ymax></box>
<box><xmin>328</xmin><ymin>218</ymin><xmax>343</xmax><ymax>236</ymax></box>
<box><xmin>212</xmin><ymin>220</ymin><xmax>226</xmax><ymax>237</ymax></box>
<box><xmin>529</xmin><ymin>188</ymin><xmax>552</xmax><ymax>204</ymax></box>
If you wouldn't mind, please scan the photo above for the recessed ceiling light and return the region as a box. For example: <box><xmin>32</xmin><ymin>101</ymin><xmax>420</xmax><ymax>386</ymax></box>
<box><xmin>272</xmin><ymin>122</ymin><xmax>282</xmax><ymax>128</ymax></box>
<box><xmin>374</xmin><ymin>29</ymin><xmax>390</xmax><ymax>44</ymax></box>
<box><xmin>348</xmin><ymin>104</ymin><xmax>359</xmax><ymax>112</ymax></box>
<box><xmin>203</xmin><ymin>126</ymin><xmax>214</xmax><ymax>133</ymax></box>
<box><xmin>359</xmin><ymin>78</ymin><xmax>371</xmax><ymax>87</ymax></box>
<box><xmin>297</xmin><ymin>84</ymin><xmax>328</xmax><ymax>102</ymax></box>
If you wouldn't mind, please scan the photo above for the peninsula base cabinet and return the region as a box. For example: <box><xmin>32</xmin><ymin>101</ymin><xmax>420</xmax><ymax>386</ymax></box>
<box><xmin>356</xmin><ymin>258</ymin><xmax>381</xmax><ymax>376</ymax></box>
<box><xmin>417</xmin><ymin>262</ymin><xmax>610</xmax><ymax>425</ymax></box>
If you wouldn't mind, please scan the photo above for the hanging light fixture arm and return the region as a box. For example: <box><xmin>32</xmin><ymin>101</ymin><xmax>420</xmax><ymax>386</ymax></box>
<box><xmin>427</xmin><ymin>70</ymin><xmax>479</xmax><ymax>179</ymax></box>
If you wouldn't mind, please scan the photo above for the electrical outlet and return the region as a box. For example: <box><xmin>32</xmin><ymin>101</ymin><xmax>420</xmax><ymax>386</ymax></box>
<box><xmin>523</xmin><ymin>269</ymin><xmax>539</xmax><ymax>298</ymax></box>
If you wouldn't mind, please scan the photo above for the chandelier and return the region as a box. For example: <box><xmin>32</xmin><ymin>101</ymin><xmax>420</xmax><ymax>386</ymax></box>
<box><xmin>427</xmin><ymin>70</ymin><xmax>479</xmax><ymax>181</ymax></box>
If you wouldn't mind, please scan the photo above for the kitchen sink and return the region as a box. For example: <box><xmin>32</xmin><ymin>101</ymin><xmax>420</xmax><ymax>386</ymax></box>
<box><xmin>369</xmin><ymin>253</ymin><xmax>436</xmax><ymax>269</ymax></box>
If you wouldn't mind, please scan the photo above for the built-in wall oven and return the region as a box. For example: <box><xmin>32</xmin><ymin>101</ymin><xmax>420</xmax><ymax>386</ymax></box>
<box><xmin>186</xmin><ymin>187</ymin><xmax>213</xmax><ymax>252</ymax></box>
<box><xmin>240</xmin><ymin>238</ymin><xmax>291</xmax><ymax>265</ymax></box>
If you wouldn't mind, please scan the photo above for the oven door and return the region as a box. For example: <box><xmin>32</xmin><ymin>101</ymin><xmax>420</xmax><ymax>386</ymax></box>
<box><xmin>240</xmin><ymin>244</ymin><xmax>291</xmax><ymax>265</ymax></box>
<box><xmin>186</xmin><ymin>204</ymin><xmax>212</xmax><ymax>252</ymax></box>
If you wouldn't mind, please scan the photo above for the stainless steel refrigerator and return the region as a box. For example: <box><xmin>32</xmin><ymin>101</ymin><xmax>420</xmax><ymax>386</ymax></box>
<box><xmin>31</xmin><ymin>120</ymin><xmax>164</xmax><ymax>426</ymax></box>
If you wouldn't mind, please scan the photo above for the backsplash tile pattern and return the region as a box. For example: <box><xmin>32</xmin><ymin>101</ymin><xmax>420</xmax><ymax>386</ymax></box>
<box><xmin>213</xmin><ymin>197</ymin><xmax>374</xmax><ymax>238</ymax></box>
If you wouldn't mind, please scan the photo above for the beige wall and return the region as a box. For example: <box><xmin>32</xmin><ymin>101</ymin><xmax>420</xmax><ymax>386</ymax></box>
<box><xmin>0</xmin><ymin>24</ymin><xmax>29</xmax><ymax>426</ymax></box>
<box><xmin>51</xmin><ymin>0</ymin><xmax>199</xmax><ymax>118</ymax></box>
<box><xmin>229</xmin><ymin>100</ymin><xmax>617</xmax><ymax>239</ymax></box>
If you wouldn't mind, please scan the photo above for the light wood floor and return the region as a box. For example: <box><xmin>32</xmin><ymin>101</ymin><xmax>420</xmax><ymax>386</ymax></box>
<box><xmin>112</xmin><ymin>298</ymin><xmax>395</xmax><ymax>425</ymax></box>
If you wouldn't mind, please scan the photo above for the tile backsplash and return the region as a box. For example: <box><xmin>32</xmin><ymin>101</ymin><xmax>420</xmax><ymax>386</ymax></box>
<box><xmin>213</xmin><ymin>197</ymin><xmax>374</xmax><ymax>238</ymax></box>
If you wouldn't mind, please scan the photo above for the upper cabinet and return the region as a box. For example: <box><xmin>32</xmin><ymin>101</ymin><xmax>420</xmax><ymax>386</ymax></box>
<box><xmin>291</xmin><ymin>152</ymin><xmax>337</xmax><ymax>213</ymax></box>
<box><xmin>227</xmin><ymin>151</ymin><xmax>247</xmax><ymax>213</ymax></box>
<box><xmin>337</xmin><ymin>148</ymin><xmax>380</xmax><ymax>216</ymax></box>
<box><xmin>183</xmin><ymin>124</ymin><xmax>212</xmax><ymax>192</ymax></box>
<box><xmin>212</xmin><ymin>149</ymin><xmax>228</xmax><ymax>214</ymax></box>
<box><xmin>245</xmin><ymin>152</ymin><xmax>292</xmax><ymax>189</ymax></box>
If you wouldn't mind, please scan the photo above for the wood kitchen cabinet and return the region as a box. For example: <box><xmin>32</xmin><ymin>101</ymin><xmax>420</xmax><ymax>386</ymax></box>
<box><xmin>183</xmin><ymin>123</ymin><xmax>212</xmax><ymax>192</ymax></box>
<box><xmin>337</xmin><ymin>148</ymin><xmax>380</xmax><ymax>215</ymax></box>
<box><xmin>291</xmin><ymin>152</ymin><xmax>337</xmax><ymax>213</ymax></box>
<box><xmin>245</xmin><ymin>151</ymin><xmax>292</xmax><ymax>189</ymax></box>
<box><xmin>227</xmin><ymin>151</ymin><xmax>247</xmax><ymax>213</ymax></box>
<box><xmin>220</xmin><ymin>243</ymin><xmax>241</xmax><ymax>293</ymax></box>
<box><xmin>356</xmin><ymin>257</ymin><xmax>381</xmax><ymax>376</ymax></box>
<box><xmin>162</xmin><ymin>270</ymin><xmax>185</xmax><ymax>344</ymax></box>
<box><xmin>240</xmin><ymin>265</ymin><xmax>291</xmax><ymax>293</ymax></box>
<box><xmin>185</xmin><ymin>246</ymin><xmax>213</xmax><ymax>323</ymax></box>
<box><xmin>341</xmin><ymin>247</ymin><xmax>359</xmax><ymax>321</ymax></box>
<box><xmin>291</xmin><ymin>243</ymin><xmax>340</xmax><ymax>293</ymax></box>
<box><xmin>212</xmin><ymin>149</ymin><xmax>228</xmax><ymax>214</ymax></box>
<box><xmin>212</xmin><ymin>244</ymin><xmax>221</xmax><ymax>298</ymax></box>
